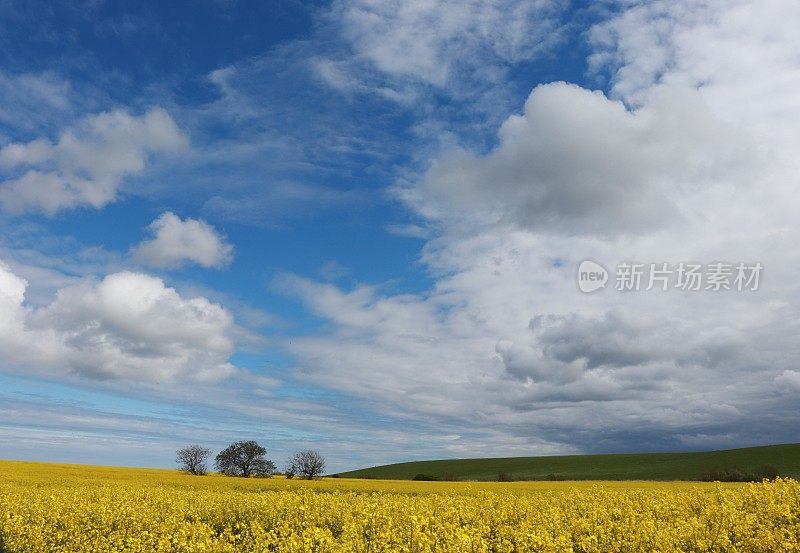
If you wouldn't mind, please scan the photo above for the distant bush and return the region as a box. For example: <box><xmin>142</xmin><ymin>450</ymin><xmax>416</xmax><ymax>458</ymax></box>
<box><xmin>359</xmin><ymin>474</ymin><xmax>377</xmax><ymax>479</ymax></box>
<box><xmin>329</xmin><ymin>473</ymin><xmax>340</xmax><ymax>478</ymax></box>
<box><xmin>545</xmin><ymin>473</ymin><xmax>566</xmax><ymax>481</ymax></box>
<box><xmin>700</xmin><ymin>465</ymin><xmax>780</xmax><ymax>482</ymax></box>
<box><xmin>497</xmin><ymin>472</ymin><xmax>514</xmax><ymax>482</ymax></box>
<box><xmin>701</xmin><ymin>468</ymin><xmax>750</xmax><ymax>482</ymax></box>
<box><xmin>758</xmin><ymin>464</ymin><xmax>780</xmax><ymax>480</ymax></box>
<box><xmin>413</xmin><ymin>473</ymin><xmax>439</xmax><ymax>481</ymax></box>
<box><xmin>440</xmin><ymin>472</ymin><xmax>461</xmax><ymax>481</ymax></box>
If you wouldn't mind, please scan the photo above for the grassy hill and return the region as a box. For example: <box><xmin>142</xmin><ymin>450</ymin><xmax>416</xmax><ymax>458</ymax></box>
<box><xmin>338</xmin><ymin>443</ymin><xmax>800</xmax><ymax>481</ymax></box>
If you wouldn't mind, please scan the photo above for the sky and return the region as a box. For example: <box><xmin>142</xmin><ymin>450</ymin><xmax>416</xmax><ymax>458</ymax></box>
<box><xmin>0</xmin><ymin>0</ymin><xmax>799</xmax><ymax>473</ymax></box>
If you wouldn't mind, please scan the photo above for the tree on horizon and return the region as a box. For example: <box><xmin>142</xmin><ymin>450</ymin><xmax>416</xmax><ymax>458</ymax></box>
<box><xmin>176</xmin><ymin>445</ymin><xmax>211</xmax><ymax>476</ymax></box>
<box><xmin>215</xmin><ymin>441</ymin><xmax>275</xmax><ymax>477</ymax></box>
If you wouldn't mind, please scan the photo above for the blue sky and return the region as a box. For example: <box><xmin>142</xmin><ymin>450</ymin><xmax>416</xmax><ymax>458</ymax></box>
<box><xmin>1</xmin><ymin>0</ymin><xmax>799</xmax><ymax>472</ymax></box>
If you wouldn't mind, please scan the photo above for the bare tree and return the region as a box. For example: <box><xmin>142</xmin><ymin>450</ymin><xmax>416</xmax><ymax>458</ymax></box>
<box><xmin>176</xmin><ymin>445</ymin><xmax>211</xmax><ymax>475</ymax></box>
<box><xmin>215</xmin><ymin>440</ymin><xmax>276</xmax><ymax>477</ymax></box>
<box><xmin>289</xmin><ymin>449</ymin><xmax>326</xmax><ymax>479</ymax></box>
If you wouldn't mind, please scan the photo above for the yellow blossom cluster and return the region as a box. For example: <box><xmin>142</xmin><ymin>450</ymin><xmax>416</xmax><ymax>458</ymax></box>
<box><xmin>0</xmin><ymin>461</ymin><xmax>797</xmax><ymax>552</ymax></box>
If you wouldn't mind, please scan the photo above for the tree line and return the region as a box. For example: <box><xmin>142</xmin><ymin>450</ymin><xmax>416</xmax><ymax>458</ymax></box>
<box><xmin>176</xmin><ymin>441</ymin><xmax>326</xmax><ymax>479</ymax></box>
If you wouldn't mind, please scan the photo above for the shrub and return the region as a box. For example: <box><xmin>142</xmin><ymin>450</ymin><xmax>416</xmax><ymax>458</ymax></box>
<box><xmin>700</xmin><ymin>466</ymin><xmax>781</xmax><ymax>482</ymax></box>
<box><xmin>497</xmin><ymin>472</ymin><xmax>514</xmax><ymax>482</ymax></box>
<box><xmin>413</xmin><ymin>474</ymin><xmax>439</xmax><ymax>481</ymax></box>
<box><xmin>757</xmin><ymin>464</ymin><xmax>780</xmax><ymax>481</ymax></box>
<box><xmin>546</xmin><ymin>473</ymin><xmax>566</xmax><ymax>481</ymax></box>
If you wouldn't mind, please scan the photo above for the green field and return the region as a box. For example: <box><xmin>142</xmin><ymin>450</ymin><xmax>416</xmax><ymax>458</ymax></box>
<box><xmin>338</xmin><ymin>443</ymin><xmax>800</xmax><ymax>481</ymax></box>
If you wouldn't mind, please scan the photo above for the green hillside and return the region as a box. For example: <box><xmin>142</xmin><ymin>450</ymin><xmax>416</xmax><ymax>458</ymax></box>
<box><xmin>338</xmin><ymin>443</ymin><xmax>800</xmax><ymax>481</ymax></box>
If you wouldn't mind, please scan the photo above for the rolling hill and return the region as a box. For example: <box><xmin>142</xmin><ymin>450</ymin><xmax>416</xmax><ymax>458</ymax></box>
<box><xmin>337</xmin><ymin>443</ymin><xmax>800</xmax><ymax>481</ymax></box>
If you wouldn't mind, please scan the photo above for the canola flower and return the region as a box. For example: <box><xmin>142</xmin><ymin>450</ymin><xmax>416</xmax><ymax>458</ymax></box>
<box><xmin>0</xmin><ymin>461</ymin><xmax>798</xmax><ymax>552</ymax></box>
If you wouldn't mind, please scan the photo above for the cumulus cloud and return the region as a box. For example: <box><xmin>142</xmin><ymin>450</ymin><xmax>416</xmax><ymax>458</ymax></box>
<box><xmin>495</xmin><ymin>311</ymin><xmax>674</xmax><ymax>385</ymax></box>
<box><xmin>132</xmin><ymin>212</ymin><xmax>234</xmax><ymax>269</ymax></box>
<box><xmin>495</xmin><ymin>309</ymin><xmax>770</xmax><ymax>390</ymax></box>
<box><xmin>0</xmin><ymin>262</ymin><xmax>236</xmax><ymax>383</ymax></box>
<box><xmin>531</xmin><ymin>312</ymin><xmax>675</xmax><ymax>370</ymax></box>
<box><xmin>0</xmin><ymin>107</ymin><xmax>187</xmax><ymax>215</ymax></box>
<box><xmin>0</xmin><ymin>262</ymin><xmax>61</xmax><ymax>366</ymax></box>
<box><xmin>399</xmin><ymin>82</ymin><xmax>756</xmax><ymax>236</ymax></box>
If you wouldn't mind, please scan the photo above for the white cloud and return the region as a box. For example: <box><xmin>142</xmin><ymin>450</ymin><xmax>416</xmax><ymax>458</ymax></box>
<box><xmin>132</xmin><ymin>212</ymin><xmax>234</xmax><ymax>269</ymax></box>
<box><xmin>0</xmin><ymin>269</ymin><xmax>56</xmax><ymax>370</ymax></box>
<box><xmin>0</xmin><ymin>262</ymin><xmax>237</xmax><ymax>383</ymax></box>
<box><xmin>328</xmin><ymin>0</ymin><xmax>566</xmax><ymax>88</ymax></box>
<box><xmin>0</xmin><ymin>262</ymin><xmax>61</xmax><ymax>366</ymax></box>
<box><xmin>590</xmin><ymin>0</ymin><xmax>800</xmax><ymax>108</ymax></box>
<box><xmin>399</xmin><ymin>82</ymin><xmax>757</xmax><ymax>236</ymax></box>
<box><xmin>309</xmin><ymin>0</ymin><xmax>570</xmax><ymax>133</ymax></box>
<box><xmin>0</xmin><ymin>71</ymin><xmax>73</xmax><ymax>135</ymax></box>
<box><xmin>589</xmin><ymin>0</ymin><xmax>800</xmax><ymax>164</ymax></box>
<box><xmin>0</xmin><ymin>107</ymin><xmax>187</xmax><ymax>215</ymax></box>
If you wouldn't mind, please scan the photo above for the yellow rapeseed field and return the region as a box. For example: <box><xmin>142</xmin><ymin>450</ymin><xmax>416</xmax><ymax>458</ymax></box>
<box><xmin>0</xmin><ymin>460</ymin><xmax>798</xmax><ymax>552</ymax></box>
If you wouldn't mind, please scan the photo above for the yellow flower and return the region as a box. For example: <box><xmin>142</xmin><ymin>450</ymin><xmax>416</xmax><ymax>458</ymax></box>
<box><xmin>0</xmin><ymin>460</ymin><xmax>798</xmax><ymax>552</ymax></box>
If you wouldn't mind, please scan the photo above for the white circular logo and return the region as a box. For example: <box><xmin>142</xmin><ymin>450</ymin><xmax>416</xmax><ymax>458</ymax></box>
<box><xmin>577</xmin><ymin>260</ymin><xmax>608</xmax><ymax>293</ymax></box>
